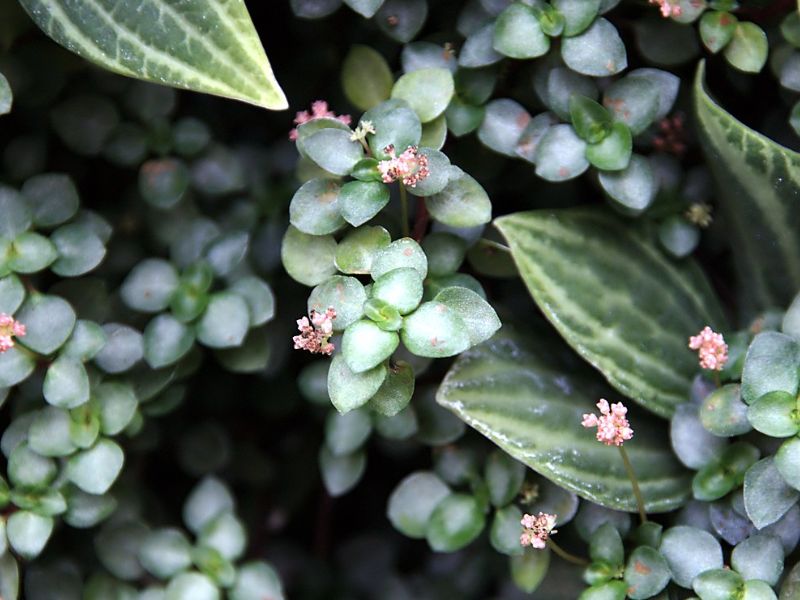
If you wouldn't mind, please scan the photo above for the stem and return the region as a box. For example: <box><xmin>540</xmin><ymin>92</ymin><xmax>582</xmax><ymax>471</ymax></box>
<box><xmin>713</xmin><ymin>372</ymin><xmax>721</xmax><ymax>388</ymax></box>
<box><xmin>399</xmin><ymin>185</ymin><xmax>410</xmax><ymax>238</ymax></box>
<box><xmin>619</xmin><ymin>445</ymin><xmax>648</xmax><ymax>524</ymax></box>
<box><xmin>412</xmin><ymin>197</ymin><xmax>429</xmax><ymax>242</ymax></box>
<box><xmin>547</xmin><ymin>539</ymin><xmax>589</xmax><ymax>566</ymax></box>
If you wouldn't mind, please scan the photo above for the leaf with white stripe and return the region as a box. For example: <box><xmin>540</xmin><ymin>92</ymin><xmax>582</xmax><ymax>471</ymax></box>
<box><xmin>437</xmin><ymin>328</ymin><xmax>691</xmax><ymax>512</ymax></box>
<box><xmin>694</xmin><ymin>60</ymin><xmax>800</xmax><ymax>318</ymax></box>
<box><xmin>495</xmin><ymin>207</ymin><xmax>725</xmax><ymax>418</ymax></box>
<box><xmin>19</xmin><ymin>0</ymin><xmax>287</xmax><ymax>110</ymax></box>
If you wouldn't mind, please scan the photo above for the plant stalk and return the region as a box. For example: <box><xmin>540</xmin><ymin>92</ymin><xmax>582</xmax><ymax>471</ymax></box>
<box><xmin>399</xmin><ymin>184</ymin><xmax>410</xmax><ymax>238</ymax></box>
<box><xmin>619</xmin><ymin>445</ymin><xmax>648</xmax><ymax>523</ymax></box>
<box><xmin>546</xmin><ymin>539</ymin><xmax>589</xmax><ymax>566</ymax></box>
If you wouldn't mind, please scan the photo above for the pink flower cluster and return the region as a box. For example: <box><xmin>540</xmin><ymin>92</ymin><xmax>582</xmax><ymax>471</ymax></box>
<box><xmin>520</xmin><ymin>512</ymin><xmax>558</xmax><ymax>549</ymax></box>
<box><xmin>0</xmin><ymin>313</ymin><xmax>26</xmax><ymax>353</ymax></box>
<box><xmin>582</xmin><ymin>399</ymin><xmax>634</xmax><ymax>446</ymax></box>
<box><xmin>650</xmin><ymin>0</ymin><xmax>682</xmax><ymax>17</ymax></box>
<box><xmin>293</xmin><ymin>308</ymin><xmax>336</xmax><ymax>355</ymax></box>
<box><xmin>377</xmin><ymin>145</ymin><xmax>430</xmax><ymax>187</ymax></box>
<box><xmin>688</xmin><ymin>326</ymin><xmax>728</xmax><ymax>371</ymax></box>
<box><xmin>289</xmin><ymin>100</ymin><xmax>352</xmax><ymax>141</ymax></box>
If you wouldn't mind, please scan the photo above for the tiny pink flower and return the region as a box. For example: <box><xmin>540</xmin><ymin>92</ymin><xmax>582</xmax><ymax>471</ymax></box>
<box><xmin>519</xmin><ymin>512</ymin><xmax>558</xmax><ymax>549</ymax></box>
<box><xmin>0</xmin><ymin>313</ymin><xmax>25</xmax><ymax>353</ymax></box>
<box><xmin>376</xmin><ymin>145</ymin><xmax>430</xmax><ymax>188</ymax></box>
<box><xmin>582</xmin><ymin>399</ymin><xmax>634</xmax><ymax>446</ymax></box>
<box><xmin>288</xmin><ymin>100</ymin><xmax>352</xmax><ymax>141</ymax></box>
<box><xmin>649</xmin><ymin>0</ymin><xmax>682</xmax><ymax>17</ymax></box>
<box><xmin>293</xmin><ymin>307</ymin><xmax>336</xmax><ymax>355</ymax></box>
<box><xmin>689</xmin><ymin>326</ymin><xmax>728</xmax><ymax>371</ymax></box>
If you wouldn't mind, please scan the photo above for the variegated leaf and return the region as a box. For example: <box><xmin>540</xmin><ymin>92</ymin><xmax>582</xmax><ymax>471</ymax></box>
<box><xmin>437</xmin><ymin>328</ymin><xmax>691</xmax><ymax>512</ymax></box>
<box><xmin>494</xmin><ymin>207</ymin><xmax>726</xmax><ymax>418</ymax></box>
<box><xmin>19</xmin><ymin>0</ymin><xmax>287</xmax><ymax>110</ymax></box>
<box><xmin>694</xmin><ymin>60</ymin><xmax>800</xmax><ymax>317</ymax></box>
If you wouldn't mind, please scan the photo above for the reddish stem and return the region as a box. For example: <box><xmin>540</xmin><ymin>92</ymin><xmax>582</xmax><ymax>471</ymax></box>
<box><xmin>412</xmin><ymin>197</ymin><xmax>429</xmax><ymax>242</ymax></box>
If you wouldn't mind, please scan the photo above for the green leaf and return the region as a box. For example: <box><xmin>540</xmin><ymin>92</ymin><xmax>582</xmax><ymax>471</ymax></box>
<box><xmin>427</xmin><ymin>168</ymin><xmax>492</xmax><ymax>228</ymax></box>
<box><xmin>327</xmin><ymin>353</ymin><xmax>387</xmax><ymax>413</ymax></box>
<box><xmin>391</xmin><ymin>68</ymin><xmax>455</xmax><ymax>123</ymax></box>
<box><xmin>121</xmin><ymin>259</ymin><xmax>180</xmax><ymax>313</ymax></box>
<box><xmin>16</xmin><ymin>293</ymin><xmax>76</xmax><ymax>355</ymax></box>
<box><xmin>363</xmin><ymin>99</ymin><xmax>422</xmax><ymax>160</ymax></box>
<box><xmin>8</xmin><ymin>232</ymin><xmax>57</xmax><ymax>274</ymax></box>
<box><xmin>8</xmin><ymin>444</ymin><xmax>57</xmax><ymax>489</ymax></box>
<box><xmin>341</xmin><ymin>45</ymin><xmax>394</xmax><ymax>111</ymax></box>
<box><xmin>425</xmin><ymin>493</ymin><xmax>485</xmax><ymax>552</ymax></box>
<box><xmin>495</xmin><ymin>208</ymin><xmax>725</xmax><ymax>417</ymax></box>
<box><xmin>0</xmin><ymin>72</ymin><xmax>11</xmax><ymax>116</ymax></box>
<box><xmin>198</xmin><ymin>511</ymin><xmax>246</xmax><ymax>561</ymax></box>
<box><xmin>307</xmin><ymin>275</ymin><xmax>367</xmax><ymax>331</ymax></box>
<box><xmin>0</xmin><ymin>186</ymin><xmax>32</xmax><ymax>238</ymax></box>
<box><xmin>338</xmin><ymin>181</ymin><xmax>391</xmax><ymax>228</ymax></box>
<box><xmin>29</xmin><ymin>407</ymin><xmax>77</xmax><ymax>457</ymax></box>
<box><xmin>434</xmin><ymin>286</ymin><xmax>501</xmax><ymax>346</ymax></box>
<box><xmin>6</xmin><ymin>511</ymin><xmax>53</xmax><ymax>560</ymax></box>
<box><xmin>281</xmin><ymin>226</ymin><xmax>337</xmax><ymax>287</ymax></box>
<box><xmin>437</xmin><ymin>329</ymin><xmax>692</xmax><ymax>511</ymax></box>
<box><xmin>139</xmin><ymin>158</ymin><xmax>189</xmax><ymax>208</ymax></box>
<box><xmin>510</xmin><ymin>551</ymin><xmax>550</xmax><ymax>594</ymax></box>
<box><xmin>744</xmin><ymin>457</ymin><xmax>800</xmax><ymax>529</ymax></box>
<box><xmin>659</xmin><ymin>526</ymin><xmax>723</xmax><ymax>588</ymax></box>
<box><xmin>0</xmin><ymin>275</ymin><xmax>24</xmax><ymax>314</ymax></box>
<box><xmin>50</xmin><ymin>223</ymin><xmax>106</xmax><ymax>277</ymax></box>
<box><xmin>368</xmin><ymin>361</ymin><xmax>415</xmax><ymax>416</ymax></box>
<box><xmin>692</xmin><ymin>568</ymin><xmax>744</xmax><ymax>599</ymax></box>
<box><xmin>603</xmin><ymin>76</ymin><xmax>659</xmax><ymax>135</ymax></box>
<box><xmin>343</xmin><ymin>0</ymin><xmax>383</xmax><ymax>17</ymax></box>
<box><xmin>18</xmin><ymin>0</ymin><xmax>287</xmax><ymax>109</ymax></box>
<box><xmin>43</xmin><ymin>356</ymin><xmax>90</xmax><ymax>409</ymax></box>
<box><xmin>230</xmin><ymin>562</ymin><xmax>285</xmax><ymax>600</ymax></box>
<box><xmin>485</xmin><ymin>449</ymin><xmax>526</xmax><ymax>507</ymax></box>
<box><xmin>553</xmin><ymin>0</ymin><xmax>601</xmax><ymax>36</ymax></box>
<box><xmin>334</xmin><ymin>226</ymin><xmax>391</xmax><ymax>275</ymax></box>
<box><xmin>570</xmin><ymin>95</ymin><xmax>613</xmax><ymax>144</ymax></box>
<box><xmin>164</xmin><ymin>572</ymin><xmax>220</xmax><ymax>600</ymax></box>
<box><xmin>747</xmin><ymin>391</ymin><xmax>799</xmax><ymax>437</ymax></box>
<box><xmin>694</xmin><ymin>61</ymin><xmax>800</xmax><ymax>316</ymax></box>
<box><xmin>205</xmin><ymin>231</ymin><xmax>248</xmax><ymax>277</ymax></box>
<box><xmin>289</xmin><ymin>179</ymin><xmax>345</xmax><ymax>235</ymax></box>
<box><xmin>724</xmin><ymin>22</ymin><xmax>768</xmax><ymax>73</ymax></box>
<box><xmin>492</xmin><ymin>3</ymin><xmax>549</xmax><ymax>59</ymax></box>
<box><xmin>586</xmin><ymin>122</ymin><xmax>632</xmax><ymax>172</ymax></box>
<box><xmin>478</xmin><ymin>99</ymin><xmax>531</xmax><ymax>157</ymax></box>
<box><xmin>302</xmin><ymin>130</ymin><xmax>363</xmax><ymax>176</ymax></box>
<box><xmin>401</xmin><ymin>301</ymin><xmax>471</xmax><ymax>358</ymax></box>
<box><xmin>197</xmin><ymin>292</ymin><xmax>250</xmax><ymax>348</ymax></box>
<box><xmin>319</xmin><ymin>446</ymin><xmax>366</xmax><ymax>496</ymax></box>
<box><xmin>490</xmin><ymin>505</ymin><xmax>525</xmax><ymax>555</ymax></box>
<box><xmin>66</xmin><ymin>438</ymin><xmax>125</xmax><ymax>494</ymax></box>
<box><xmin>325</xmin><ymin>408</ymin><xmax>372</xmax><ymax>456</ymax></box>
<box><xmin>406</xmin><ymin>148</ymin><xmax>450</xmax><ymax>197</ymax></box>
<box><xmin>94</xmin><ymin>382</ymin><xmax>138</xmax><ymax>435</ymax></box>
<box><xmin>700</xmin><ymin>384</ymin><xmax>751</xmax><ymax>437</ymax></box>
<box><xmin>371</xmin><ymin>238</ymin><xmax>428</xmax><ymax>280</ymax></box>
<box><xmin>624</xmin><ymin>546</ymin><xmax>671</xmax><ymax>600</ymax></box>
<box><xmin>229</xmin><ymin>277</ymin><xmax>275</xmax><ymax>327</ymax></box>
<box><xmin>0</xmin><ymin>553</ymin><xmax>18</xmax><ymax>600</ymax></box>
<box><xmin>21</xmin><ymin>173</ymin><xmax>80</xmax><ymax>227</ymax></box>
<box><xmin>341</xmin><ymin>320</ymin><xmax>399</xmax><ymax>373</ymax></box>
<box><xmin>138</xmin><ymin>528</ymin><xmax>193</xmax><ymax>579</ymax></box>
<box><xmin>94</xmin><ymin>324</ymin><xmax>144</xmax><ymax>373</ymax></box>
<box><xmin>371</xmin><ymin>268</ymin><xmax>424</xmax><ymax>315</ymax></box>
<box><xmin>741</xmin><ymin>332</ymin><xmax>800</xmax><ymax>405</ymax></box>
<box><xmin>534</xmin><ymin>124</ymin><xmax>589</xmax><ymax>182</ymax></box>
<box><xmin>732</xmin><ymin>534</ymin><xmax>784</xmax><ymax>586</ymax></box>
<box><xmin>700</xmin><ymin>11</ymin><xmax>738</xmax><ymax>53</ymax></box>
<box><xmin>561</xmin><ymin>18</ymin><xmax>627</xmax><ymax>76</ymax></box>
<box><xmin>183</xmin><ymin>476</ymin><xmax>235</xmax><ymax>534</ymax></box>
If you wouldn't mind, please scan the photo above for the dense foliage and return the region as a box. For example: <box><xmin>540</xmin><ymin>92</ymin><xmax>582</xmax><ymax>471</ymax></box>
<box><xmin>1</xmin><ymin>0</ymin><xmax>800</xmax><ymax>598</ymax></box>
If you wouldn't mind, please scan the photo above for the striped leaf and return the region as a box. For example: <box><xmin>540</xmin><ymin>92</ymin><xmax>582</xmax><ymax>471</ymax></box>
<box><xmin>437</xmin><ymin>328</ymin><xmax>691</xmax><ymax>512</ymax></box>
<box><xmin>19</xmin><ymin>0</ymin><xmax>287</xmax><ymax>110</ymax></box>
<box><xmin>495</xmin><ymin>207</ymin><xmax>725</xmax><ymax>418</ymax></box>
<box><xmin>694</xmin><ymin>60</ymin><xmax>800</xmax><ymax>317</ymax></box>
